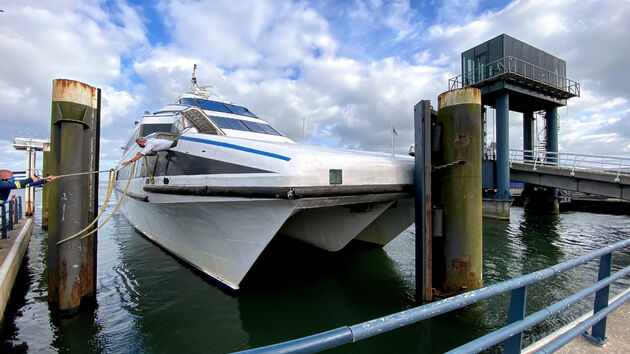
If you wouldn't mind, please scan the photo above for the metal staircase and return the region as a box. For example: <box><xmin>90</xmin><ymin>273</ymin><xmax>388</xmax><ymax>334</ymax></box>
<box><xmin>182</xmin><ymin>106</ymin><xmax>224</xmax><ymax>135</ymax></box>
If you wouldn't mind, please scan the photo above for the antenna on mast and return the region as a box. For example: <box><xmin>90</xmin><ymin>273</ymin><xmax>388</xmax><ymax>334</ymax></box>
<box><xmin>191</xmin><ymin>64</ymin><xmax>198</xmax><ymax>90</ymax></box>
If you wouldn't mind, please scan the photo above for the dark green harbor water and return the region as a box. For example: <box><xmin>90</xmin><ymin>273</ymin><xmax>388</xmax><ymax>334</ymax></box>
<box><xmin>1</xmin><ymin>187</ymin><xmax>629</xmax><ymax>353</ymax></box>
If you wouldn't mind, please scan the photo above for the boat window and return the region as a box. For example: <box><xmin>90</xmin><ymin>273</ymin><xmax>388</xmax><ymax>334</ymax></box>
<box><xmin>197</xmin><ymin>99</ymin><xmax>232</xmax><ymax>113</ymax></box>
<box><xmin>224</xmin><ymin>103</ymin><xmax>257</xmax><ymax>118</ymax></box>
<box><xmin>225</xmin><ymin>118</ymin><xmax>250</xmax><ymax>131</ymax></box>
<box><xmin>209</xmin><ymin>116</ymin><xmax>231</xmax><ymax>129</ymax></box>
<box><xmin>209</xmin><ymin>116</ymin><xmax>282</xmax><ymax>136</ymax></box>
<box><xmin>179</xmin><ymin>97</ymin><xmax>198</xmax><ymax>106</ymax></box>
<box><xmin>258</xmin><ymin>124</ymin><xmax>282</xmax><ymax>135</ymax></box>
<box><xmin>240</xmin><ymin>120</ymin><xmax>266</xmax><ymax>133</ymax></box>
<box><xmin>139</xmin><ymin>123</ymin><xmax>175</xmax><ymax>137</ymax></box>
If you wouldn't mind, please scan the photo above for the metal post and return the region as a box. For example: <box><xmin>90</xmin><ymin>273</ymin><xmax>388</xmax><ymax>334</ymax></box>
<box><xmin>25</xmin><ymin>147</ymin><xmax>37</xmax><ymax>216</ymax></box>
<box><xmin>414</xmin><ymin>100</ymin><xmax>433</xmax><ymax>302</ymax></box>
<box><xmin>1</xmin><ymin>204</ymin><xmax>6</xmax><ymax>239</ymax></box>
<box><xmin>546</xmin><ymin>106</ymin><xmax>559</xmax><ymax>204</ymax></box>
<box><xmin>49</xmin><ymin>79</ymin><xmax>99</xmax><ymax>312</ymax></box>
<box><xmin>436</xmin><ymin>88</ymin><xmax>483</xmax><ymax>292</ymax></box>
<box><xmin>13</xmin><ymin>198</ymin><xmax>18</xmax><ymax>224</ymax></box>
<box><xmin>18</xmin><ymin>196</ymin><xmax>22</xmax><ymax>219</ymax></box>
<box><xmin>583</xmin><ymin>253</ymin><xmax>612</xmax><ymax>345</ymax></box>
<box><xmin>8</xmin><ymin>200</ymin><xmax>14</xmax><ymax>230</ymax></box>
<box><xmin>546</xmin><ymin>106</ymin><xmax>559</xmax><ymax>165</ymax></box>
<box><xmin>504</xmin><ymin>286</ymin><xmax>527</xmax><ymax>353</ymax></box>
<box><xmin>495</xmin><ymin>92</ymin><xmax>511</xmax><ymax>200</ymax></box>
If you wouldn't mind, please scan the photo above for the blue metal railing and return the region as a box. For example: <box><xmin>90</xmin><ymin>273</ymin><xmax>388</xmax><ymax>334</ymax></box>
<box><xmin>1</xmin><ymin>196</ymin><xmax>23</xmax><ymax>239</ymax></box>
<box><xmin>237</xmin><ymin>238</ymin><xmax>630</xmax><ymax>353</ymax></box>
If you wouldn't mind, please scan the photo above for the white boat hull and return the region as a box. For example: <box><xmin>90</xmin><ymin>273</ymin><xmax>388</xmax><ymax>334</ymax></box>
<box><xmin>117</xmin><ymin>192</ymin><xmax>296</xmax><ymax>289</ymax></box>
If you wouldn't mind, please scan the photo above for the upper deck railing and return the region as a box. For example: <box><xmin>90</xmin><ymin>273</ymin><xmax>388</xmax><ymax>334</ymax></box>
<box><xmin>448</xmin><ymin>56</ymin><xmax>580</xmax><ymax>98</ymax></box>
<box><xmin>507</xmin><ymin>149</ymin><xmax>630</xmax><ymax>182</ymax></box>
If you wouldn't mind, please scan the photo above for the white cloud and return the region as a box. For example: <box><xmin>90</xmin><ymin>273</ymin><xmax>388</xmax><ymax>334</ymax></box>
<box><xmin>0</xmin><ymin>0</ymin><xmax>148</xmax><ymax>142</ymax></box>
<box><xmin>1</xmin><ymin>0</ymin><xmax>630</xmax><ymax>173</ymax></box>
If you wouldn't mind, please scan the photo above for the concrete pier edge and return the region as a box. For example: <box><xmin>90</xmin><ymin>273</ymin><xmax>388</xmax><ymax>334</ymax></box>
<box><xmin>0</xmin><ymin>218</ymin><xmax>34</xmax><ymax>322</ymax></box>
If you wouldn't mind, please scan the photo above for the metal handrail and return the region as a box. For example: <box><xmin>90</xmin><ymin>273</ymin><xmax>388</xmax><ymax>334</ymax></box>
<box><xmin>508</xmin><ymin>149</ymin><xmax>630</xmax><ymax>180</ymax></box>
<box><xmin>237</xmin><ymin>238</ymin><xmax>630</xmax><ymax>353</ymax></box>
<box><xmin>1</xmin><ymin>196</ymin><xmax>22</xmax><ymax>239</ymax></box>
<box><xmin>448</xmin><ymin>56</ymin><xmax>580</xmax><ymax>97</ymax></box>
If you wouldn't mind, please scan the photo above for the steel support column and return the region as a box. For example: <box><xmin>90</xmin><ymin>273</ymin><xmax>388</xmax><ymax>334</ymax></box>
<box><xmin>546</xmin><ymin>106</ymin><xmax>559</xmax><ymax>164</ymax></box>
<box><xmin>495</xmin><ymin>92</ymin><xmax>511</xmax><ymax>200</ymax></box>
<box><xmin>521</xmin><ymin>105</ymin><xmax>559</xmax><ymax>214</ymax></box>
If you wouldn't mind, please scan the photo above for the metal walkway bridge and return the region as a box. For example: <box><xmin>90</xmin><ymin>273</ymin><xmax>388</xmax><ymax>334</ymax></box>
<box><xmin>507</xmin><ymin>150</ymin><xmax>630</xmax><ymax>200</ymax></box>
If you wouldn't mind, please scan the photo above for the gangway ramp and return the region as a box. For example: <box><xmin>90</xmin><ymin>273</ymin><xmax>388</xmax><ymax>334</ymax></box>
<box><xmin>508</xmin><ymin>150</ymin><xmax>630</xmax><ymax>200</ymax></box>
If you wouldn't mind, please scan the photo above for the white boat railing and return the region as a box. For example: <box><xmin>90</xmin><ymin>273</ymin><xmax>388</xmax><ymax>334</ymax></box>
<box><xmin>505</xmin><ymin>149</ymin><xmax>630</xmax><ymax>183</ymax></box>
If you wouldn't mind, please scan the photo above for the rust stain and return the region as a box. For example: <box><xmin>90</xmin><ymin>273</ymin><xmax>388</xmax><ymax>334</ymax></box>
<box><xmin>438</xmin><ymin>87</ymin><xmax>481</xmax><ymax>109</ymax></box>
<box><xmin>451</xmin><ymin>257</ymin><xmax>475</xmax><ymax>287</ymax></box>
<box><xmin>57</xmin><ymin>238</ymin><xmax>96</xmax><ymax>311</ymax></box>
<box><xmin>52</xmin><ymin>79</ymin><xmax>98</xmax><ymax>107</ymax></box>
<box><xmin>454</xmin><ymin>133</ymin><xmax>469</xmax><ymax>147</ymax></box>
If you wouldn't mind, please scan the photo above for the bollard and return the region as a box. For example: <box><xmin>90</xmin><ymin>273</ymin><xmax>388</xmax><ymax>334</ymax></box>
<box><xmin>48</xmin><ymin>79</ymin><xmax>100</xmax><ymax>312</ymax></box>
<box><xmin>1</xmin><ymin>204</ymin><xmax>6</xmax><ymax>239</ymax></box>
<box><xmin>435</xmin><ymin>88</ymin><xmax>483</xmax><ymax>293</ymax></box>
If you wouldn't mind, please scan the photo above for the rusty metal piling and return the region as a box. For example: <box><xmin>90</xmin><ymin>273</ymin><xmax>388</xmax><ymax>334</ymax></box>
<box><xmin>47</xmin><ymin>79</ymin><xmax>100</xmax><ymax>312</ymax></box>
<box><xmin>434</xmin><ymin>88</ymin><xmax>483</xmax><ymax>293</ymax></box>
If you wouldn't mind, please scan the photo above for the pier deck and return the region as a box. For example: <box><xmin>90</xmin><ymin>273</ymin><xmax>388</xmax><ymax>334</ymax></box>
<box><xmin>558</xmin><ymin>300</ymin><xmax>630</xmax><ymax>354</ymax></box>
<box><xmin>0</xmin><ymin>217</ymin><xmax>34</xmax><ymax>322</ymax></box>
<box><xmin>524</xmin><ymin>290</ymin><xmax>630</xmax><ymax>354</ymax></box>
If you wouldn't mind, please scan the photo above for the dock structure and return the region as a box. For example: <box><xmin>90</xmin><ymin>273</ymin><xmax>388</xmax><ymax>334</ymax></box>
<box><xmin>0</xmin><ymin>197</ymin><xmax>31</xmax><ymax>323</ymax></box>
<box><xmin>11</xmin><ymin>137</ymin><xmax>49</xmax><ymax>216</ymax></box>
<box><xmin>449</xmin><ymin>34</ymin><xmax>580</xmax><ymax>218</ymax></box>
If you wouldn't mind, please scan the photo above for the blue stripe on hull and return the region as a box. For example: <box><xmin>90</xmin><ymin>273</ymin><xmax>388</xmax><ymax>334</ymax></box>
<box><xmin>179</xmin><ymin>136</ymin><xmax>291</xmax><ymax>161</ymax></box>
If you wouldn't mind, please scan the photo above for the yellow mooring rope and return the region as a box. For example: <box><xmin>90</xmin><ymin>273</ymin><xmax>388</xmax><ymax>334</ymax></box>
<box><xmin>143</xmin><ymin>155</ymin><xmax>155</xmax><ymax>184</ymax></box>
<box><xmin>56</xmin><ymin>161</ymin><xmax>136</xmax><ymax>245</ymax></box>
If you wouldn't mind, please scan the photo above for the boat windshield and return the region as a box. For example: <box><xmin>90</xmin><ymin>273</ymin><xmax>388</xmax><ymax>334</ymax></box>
<box><xmin>179</xmin><ymin>97</ymin><xmax>257</xmax><ymax>118</ymax></box>
<box><xmin>224</xmin><ymin>103</ymin><xmax>257</xmax><ymax>118</ymax></box>
<box><xmin>197</xmin><ymin>99</ymin><xmax>232</xmax><ymax>113</ymax></box>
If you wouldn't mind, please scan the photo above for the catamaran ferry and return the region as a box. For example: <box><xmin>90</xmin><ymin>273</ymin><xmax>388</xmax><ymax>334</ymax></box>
<box><xmin>116</xmin><ymin>67</ymin><xmax>414</xmax><ymax>289</ymax></box>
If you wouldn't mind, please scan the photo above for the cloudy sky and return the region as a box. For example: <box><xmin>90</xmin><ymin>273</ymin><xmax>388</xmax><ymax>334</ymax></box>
<box><xmin>1</xmin><ymin>0</ymin><xmax>629</xmax><ymax>172</ymax></box>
